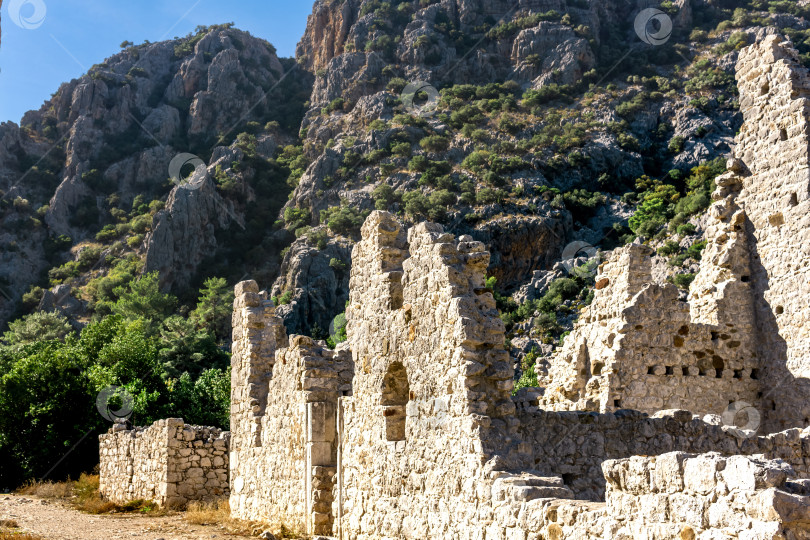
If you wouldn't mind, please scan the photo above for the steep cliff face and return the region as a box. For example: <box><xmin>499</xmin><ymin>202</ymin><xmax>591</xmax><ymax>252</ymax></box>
<box><xmin>270</xmin><ymin>0</ymin><xmax>747</xmax><ymax>333</ymax></box>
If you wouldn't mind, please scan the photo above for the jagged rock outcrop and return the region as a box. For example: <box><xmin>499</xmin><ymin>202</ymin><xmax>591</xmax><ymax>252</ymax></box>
<box><xmin>471</xmin><ymin>213</ymin><xmax>571</xmax><ymax>288</ymax></box>
<box><xmin>144</xmin><ymin>173</ymin><xmax>242</xmax><ymax>291</ymax></box>
<box><xmin>269</xmin><ymin>232</ymin><xmax>352</xmax><ymax>336</ymax></box>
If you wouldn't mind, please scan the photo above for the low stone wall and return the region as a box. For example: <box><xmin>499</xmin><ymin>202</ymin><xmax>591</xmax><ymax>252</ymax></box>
<box><xmin>536</xmin><ymin>452</ymin><xmax>810</xmax><ymax>539</ymax></box>
<box><xmin>99</xmin><ymin>418</ymin><xmax>229</xmax><ymax>507</ymax></box>
<box><xmin>517</xmin><ymin>408</ymin><xmax>810</xmax><ymax>500</ymax></box>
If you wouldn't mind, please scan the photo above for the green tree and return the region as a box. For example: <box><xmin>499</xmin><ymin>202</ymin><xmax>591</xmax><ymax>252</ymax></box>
<box><xmin>158</xmin><ymin>316</ymin><xmax>229</xmax><ymax>379</ymax></box>
<box><xmin>190</xmin><ymin>277</ymin><xmax>234</xmax><ymax>341</ymax></box>
<box><xmin>110</xmin><ymin>272</ymin><xmax>177</xmax><ymax>334</ymax></box>
<box><xmin>1</xmin><ymin>311</ymin><xmax>74</xmax><ymax>349</ymax></box>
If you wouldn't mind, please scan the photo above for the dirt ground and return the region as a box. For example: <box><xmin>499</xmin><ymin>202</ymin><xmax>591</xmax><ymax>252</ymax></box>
<box><xmin>0</xmin><ymin>494</ymin><xmax>255</xmax><ymax>540</ymax></box>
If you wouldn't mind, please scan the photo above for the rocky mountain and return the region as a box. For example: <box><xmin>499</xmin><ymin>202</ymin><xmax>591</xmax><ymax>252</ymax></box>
<box><xmin>0</xmin><ymin>24</ymin><xmax>311</xmax><ymax>327</ymax></box>
<box><xmin>3</xmin><ymin>0</ymin><xmax>810</xmax><ymax>351</ymax></box>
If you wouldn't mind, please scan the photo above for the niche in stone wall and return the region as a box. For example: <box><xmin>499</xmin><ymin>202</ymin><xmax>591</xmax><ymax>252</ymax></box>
<box><xmin>381</xmin><ymin>361</ymin><xmax>410</xmax><ymax>442</ymax></box>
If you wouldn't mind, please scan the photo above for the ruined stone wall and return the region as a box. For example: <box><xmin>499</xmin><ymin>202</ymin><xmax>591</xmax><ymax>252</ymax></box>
<box><xmin>99</xmin><ymin>418</ymin><xmax>229</xmax><ymax>507</ymax></box>
<box><xmin>735</xmin><ymin>35</ymin><xmax>810</xmax><ymax>432</ymax></box>
<box><xmin>516</xmin><ymin>407</ymin><xmax>810</xmax><ymax>501</ymax></box>
<box><xmin>229</xmin><ymin>280</ymin><xmax>352</xmax><ymax>536</ymax></box>
<box><xmin>540</xmin><ymin>236</ymin><xmax>759</xmax><ymax>418</ymax></box>
<box><xmin>338</xmin><ymin>211</ymin><xmax>559</xmax><ymax>539</ymax></box>
<box><xmin>534</xmin><ymin>452</ymin><xmax>810</xmax><ymax>540</ymax></box>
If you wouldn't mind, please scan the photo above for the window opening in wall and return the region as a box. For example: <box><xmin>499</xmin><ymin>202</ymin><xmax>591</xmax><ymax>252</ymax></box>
<box><xmin>381</xmin><ymin>361</ymin><xmax>410</xmax><ymax>442</ymax></box>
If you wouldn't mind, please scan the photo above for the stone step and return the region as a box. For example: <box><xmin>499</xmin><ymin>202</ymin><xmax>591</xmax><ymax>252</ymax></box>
<box><xmin>492</xmin><ymin>472</ymin><xmax>575</xmax><ymax>502</ymax></box>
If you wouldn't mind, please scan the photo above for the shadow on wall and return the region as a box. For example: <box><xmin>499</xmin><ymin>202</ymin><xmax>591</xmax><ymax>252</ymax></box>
<box><xmin>746</xmin><ymin>214</ymin><xmax>810</xmax><ymax>432</ymax></box>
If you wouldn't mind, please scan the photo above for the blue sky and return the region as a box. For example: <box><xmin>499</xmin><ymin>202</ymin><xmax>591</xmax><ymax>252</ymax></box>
<box><xmin>0</xmin><ymin>0</ymin><xmax>314</xmax><ymax>123</ymax></box>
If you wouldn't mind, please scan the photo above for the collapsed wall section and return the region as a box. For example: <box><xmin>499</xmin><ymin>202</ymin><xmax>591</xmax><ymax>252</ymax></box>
<box><xmin>535</xmin><ymin>452</ymin><xmax>810</xmax><ymax>539</ymax></box>
<box><xmin>516</xmin><ymin>407</ymin><xmax>810</xmax><ymax>501</ymax></box>
<box><xmin>98</xmin><ymin>418</ymin><xmax>229</xmax><ymax>507</ymax></box>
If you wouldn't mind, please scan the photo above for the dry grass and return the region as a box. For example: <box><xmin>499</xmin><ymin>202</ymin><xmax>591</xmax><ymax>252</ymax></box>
<box><xmin>15</xmin><ymin>474</ymin><xmax>163</xmax><ymax>515</ymax></box>
<box><xmin>185</xmin><ymin>499</ymin><xmax>252</xmax><ymax>534</ymax></box>
<box><xmin>0</xmin><ymin>520</ymin><xmax>46</xmax><ymax>540</ymax></box>
<box><xmin>16</xmin><ymin>480</ymin><xmax>72</xmax><ymax>499</ymax></box>
<box><xmin>184</xmin><ymin>499</ymin><xmax>302</xmax><ymax>537</ymax></box>
<box><xmin>0</xmin><ymin>532</ymin><xmax>48</xmax><ymax>540</ymax></box>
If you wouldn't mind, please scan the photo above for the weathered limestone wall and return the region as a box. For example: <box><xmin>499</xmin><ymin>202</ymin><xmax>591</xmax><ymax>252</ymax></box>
<box><xmin>516</xmin><ymin>407</ymin><xmax>810</xmax><ymax>501</ymax></box>
<box><xmin>735</xmin><ymin>34</ymin><xmax>810</xmax><ymax>432</ymax></box>
<box><xmin>99</xmin><ymin>418</ymin><xmax>229</xmax><ymax>507</ymax></box>
<box><xmin>229</xmin><ymin>280</ymin><xmax>352</xmax><ymax>536</ymax></box>
<box><xmin>540</xmin><ymin>234</ymin><xmax>759</xmax><ymax>418</ymax></box>
<box><xmin>538</xmin><ymin>452</ymin><xmax>810</xmax><ymax>540</ymax></box>
<box><xmin>338</xmin><ymin>211</ymin><xmax>572</xmax><ymax>539</ymax></box>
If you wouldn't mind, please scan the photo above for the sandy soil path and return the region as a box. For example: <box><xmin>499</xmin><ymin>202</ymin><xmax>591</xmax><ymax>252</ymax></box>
<box><xmin>0</xmin><ymin>494</ymin><xmax>254</xmax><ymax>540</ymax></box>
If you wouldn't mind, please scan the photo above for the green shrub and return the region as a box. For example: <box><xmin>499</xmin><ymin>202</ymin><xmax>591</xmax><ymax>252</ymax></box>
<box><xmin>320</xmin><ymin>206</ymin><xmax>368</xmax><ymax>237</ymax></box>
<box><xmin>672</xmin><ymin>273</ymin><xmax>696</xmax><ymax>289</ymax></box>
<box><xmin>419</xmin><ymin>135</ymin><xmax>450</xmax><ymax>152</ymax></box>
<box><xmin>668</xmin><ymin>135</ymin><xmax>686</xmax><ymax>154</ymax></box>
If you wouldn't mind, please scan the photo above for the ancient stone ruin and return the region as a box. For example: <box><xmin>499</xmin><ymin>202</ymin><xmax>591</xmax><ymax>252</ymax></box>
<box><xmin>97</xmin><ymin>35</ymin><xmax>810</xmax><ymax>538</ymax></box>
<box><xmin>223</xmin><ymin>35</ymin><xmax>810</xmax><ymax>538</ymax></box>
<box><xmin>540</xmin><ymin>33</ymin><xmax>810</xmax><ymax>436</ymax></box>
<box><xmin>98</xmin><ymin>418</ymin><xmax>229</xmax><ymax>507</ymax></box>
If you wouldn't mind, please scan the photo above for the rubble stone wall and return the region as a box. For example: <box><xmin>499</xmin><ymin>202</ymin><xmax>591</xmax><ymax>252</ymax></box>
<box><xmin>99</xmin><ymin>418</ymin><xmax>229</xmax><ymax>507</ymax></box>
<box><xmin>536</xmin><ymin>452</ymin><xmax>810</xmax><ymax>540</ymax></box>
<box><xmin>229</xmin><ymin>280</ymin><xmax>352</xmax><ymax>536</ymax></box>
<box><xmin>516</xmin><ymin>407</ymin><xmax>810</xmax><ymax>501</ymax></box>
<box><xmin>735</xmin><ymin>34</ymin><xmax>810</xmax><ymax>432</ymax></box>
